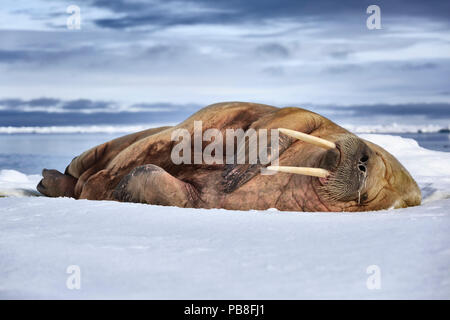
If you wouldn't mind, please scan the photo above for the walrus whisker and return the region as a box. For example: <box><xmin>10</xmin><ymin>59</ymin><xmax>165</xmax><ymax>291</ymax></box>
<box><xmin>278</xmin><ymin>128</ymin><xmax>336</xmax><ymax>150</ymax></box>
<box><xmin>267</xmin><ymin>166</ymin><xmax>330</xmax><ymax>178</ymax></box>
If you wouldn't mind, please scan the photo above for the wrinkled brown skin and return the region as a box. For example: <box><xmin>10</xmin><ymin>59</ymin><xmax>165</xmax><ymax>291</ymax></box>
<box><xmin>37</xmin><ymin>102</ymin><xmax>422</xmax><ymax>212</ymax></box>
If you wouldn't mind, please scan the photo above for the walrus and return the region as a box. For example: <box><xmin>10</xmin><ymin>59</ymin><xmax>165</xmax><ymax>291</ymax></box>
<box><xmin>37</xmin><ymin>102</ymin><xmax>421</xmax><ymax>212</ymax></box>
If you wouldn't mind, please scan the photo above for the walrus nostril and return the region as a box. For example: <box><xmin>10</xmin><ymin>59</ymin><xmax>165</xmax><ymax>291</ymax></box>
<box><xmin>360</xmin><ymin>155</ymin><xmax>369</xmax><ymax>162</ymax></box>
<box><xmin>358</xmin><ymin>165</ymin><xmax>366</xmax><ymax>172</ymax></box>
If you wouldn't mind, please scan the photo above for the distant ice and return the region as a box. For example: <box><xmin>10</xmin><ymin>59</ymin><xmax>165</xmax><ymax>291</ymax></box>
<box><xmin>0</xmin><ymin>124</ymin><xmax>173</xmax><ymax>134</ymax></box>
<box><xmin>0</xmin><ymin>122</ymin><xmax>448</xmax><ymax>134</ymax></box>
<box><xmin>0</xmin><ymin>134</ymin><xmax>449</xmax><ymax>299</ymax></box>
<box><xmin>345</xmin><ymin>123</ymin><xmax>450</xmax><ymax>134</ymax></box>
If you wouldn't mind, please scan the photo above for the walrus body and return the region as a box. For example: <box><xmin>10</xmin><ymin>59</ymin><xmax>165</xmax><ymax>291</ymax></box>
<box><xmin>37</xmin><ymin>102</ymin><xmax>421</xmax><ymax>212</ymax></box>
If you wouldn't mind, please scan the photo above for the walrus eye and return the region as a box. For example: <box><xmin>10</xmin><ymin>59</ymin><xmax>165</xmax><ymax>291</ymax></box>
<box><xmin>360</xmin><ymin>193</ymin><xmax>368</xmax><ymax>203</ymax></box>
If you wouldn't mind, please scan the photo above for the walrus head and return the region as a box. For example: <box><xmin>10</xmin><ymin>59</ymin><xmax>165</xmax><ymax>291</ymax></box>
<box><xmin>268</xmin><ymin>128</ymin><xmax>421</xmax><ymax>211</ymax></box>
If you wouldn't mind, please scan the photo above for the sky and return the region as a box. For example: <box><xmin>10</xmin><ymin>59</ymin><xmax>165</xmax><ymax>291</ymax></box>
<box><xmin>0</xmin><ymin>0</ymin><xmax>449</xmax><ymax>126</ymax></box>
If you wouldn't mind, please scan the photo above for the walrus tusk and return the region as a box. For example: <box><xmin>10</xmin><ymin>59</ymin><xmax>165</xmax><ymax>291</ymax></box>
<box><xmin>267</xmin><ymin>166</ymin><xmax>330</xmax><ymax>178</ymax></box>
<box><xmin>278</xmin><ymin>128</ymin><xmax>336</xmax><ymax>150</ymax></box>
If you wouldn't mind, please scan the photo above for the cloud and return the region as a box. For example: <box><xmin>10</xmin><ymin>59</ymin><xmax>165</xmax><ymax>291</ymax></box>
<box><xmin>323</xmin><ymin>64</ymin><xmax>363</xmax><ymax>74</ymax></box>
<box><xmin>143</xmin><ymin>45</ymin><xmax>179</xmax><ymax>59</ymax></box>
<box><xmin>129</xmin><ymin>102</ymin><xmax>200</xmax><ymax>112</ymax></box>
<box><xmin>261</xmin><ymin>66</ymin><xmax>285</xmax><ymax>76</ymax></box>
<box><xmin>255</xmin><ymin>43</ymin><xmax>290</xmax><ymax>58</ymax></box>
<box><xmin>0</xmin><ymin>47</ymin><xmax>97</xmax><ymax>65</ymax></box>
<box><xmin>62</xmin><ymin>99</ymin><xmax>113</xmax><ymax>110</ymax></box>
<box><xmin>28</xmin><ymin>98</ymin><xmax>61</xmax><ymax>107</ymax></box>
<box><xmin>397</xmin><ymin>62</ymin><xmax>438</xmax><ymax>71</ymax></box>
<box><xmin>0</xmin><ymin>50</ymin><xmax>31</xmax><ymax>62</ymax></box>
<box><xmin>0</xmin><ymin>0</ymin><xmax>449</xmax><ymax>109</ymax></box>
<box><xmin>329</xmin><ymin>50</ymin><xmax>351</xmax><ymax>60</ymax></box>
<box><xmin>88</xmin><ymin>0</ymin><xmax>450</xmax><ymax>30</ymax></box>
<box><xmin>0</xmin><ymin>97</ymin><xmax>202</xmax><ymax>115</ymax></box>
<box><xmin>0</xmin><ymin>97</ymin><xmax>60</xmax><ymax>108</ymax></box>
<box><xmin>0</xmin><ymin>98</ymin><xmax>113</xmax><ymax>112</ymax></box>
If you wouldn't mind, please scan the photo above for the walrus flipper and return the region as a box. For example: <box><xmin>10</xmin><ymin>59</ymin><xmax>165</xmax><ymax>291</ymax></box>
<box><xmin>221</xmin><ymin>132</ymin><xmax>293</xmax><ymax>193</ymax></box>
<box><xmin>112</xmin><ymin>164</ymin><xmax>200</xmax><ymax>207</ymax></box>
<box><xmin>37</xmin><ymin>169</ymin><xmax>77</xmax><ymax>198</ymax></box>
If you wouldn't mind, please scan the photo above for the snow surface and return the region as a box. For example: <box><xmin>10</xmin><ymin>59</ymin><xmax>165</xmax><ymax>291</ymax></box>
<box><xmin>0</xmin><ymin>134</ymin><xmax>449</xmax><ymax>299</ymax></box>
<box><xmin>0</xmin><ymin>170</ymin><xmax>41</xmax><ymax>197</ymax></box>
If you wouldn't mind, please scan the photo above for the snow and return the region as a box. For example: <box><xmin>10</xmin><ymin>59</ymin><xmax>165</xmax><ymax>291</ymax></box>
<box><xmin>0</xmin><ymin>170</ymin><xmax>41</xmax><ymax>197</ymax></box>
<box><xmin>0</xmin><ymin>134</ymin><xmax>449</xmax><ymax>299</ymax></box>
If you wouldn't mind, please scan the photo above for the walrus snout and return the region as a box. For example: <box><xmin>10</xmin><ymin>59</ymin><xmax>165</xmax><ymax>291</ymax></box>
<box><xmin>317</xmin><ymin>135</ymin><xmax>373</xmax><ymax>203</ymax></box>
<box><xmin>314</xmin><ymin>135</ymin><xmax>422</xmax><ymax>211</ymax></box>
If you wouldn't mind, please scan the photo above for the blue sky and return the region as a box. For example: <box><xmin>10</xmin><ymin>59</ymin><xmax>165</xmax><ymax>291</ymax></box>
<box><xmin>0</xmin><ymin>0</ymin><xmax>449</xmax><ymax>126</ymax></box>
